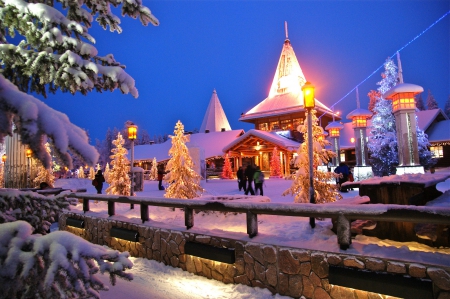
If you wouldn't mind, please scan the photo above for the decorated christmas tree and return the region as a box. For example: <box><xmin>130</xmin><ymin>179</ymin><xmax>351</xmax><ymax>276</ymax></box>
<box><xmin>150</xmin><ymin>157</ymin><xmax>158</xmax><ymax>180</ymax></box>
<box><xmin>221</xmin><ymin>153</ymin><xmax>234</xmax><ymax>179</ymax></box>
<box><xmin>164</xmin><ymin>121</ymin><xmax>204</xmax><ymax>199</ymax></box>
<box><xmin>33</xmin><ymin>143</ymin><xmax>55</xmax><ymax>187</ymax></box>
<box><xmin>368</xmin><ymin>57</ymin><xmax>399</xmax><ymax>176</ymax></box>
<box><xmin>96</xmin><ymin>163</ymin><xmax>102</xmax><ymax>172</ymax></box>
<box><xmin>283</xmin><ymin>109</ymin><xmax>341</xmax><ymax>203</ymax></box>
<box><xmin>106</xmin><ymin>133</ymin><xmax>131</xmax><ymax>196</ymax></box>
<box><xmin>88</xmin><ymin>167</ymin><xmax>95</xmax><ymax>180</ymax></box>
<box><xmin>270</xmin><ymin>147</ymin><xmax>282</xmax><ymax>177</ymax></box>
<box><xmin>77</xmin><ymin>166</ymin><xmax>85</xmax><ymax>178</ymax></box>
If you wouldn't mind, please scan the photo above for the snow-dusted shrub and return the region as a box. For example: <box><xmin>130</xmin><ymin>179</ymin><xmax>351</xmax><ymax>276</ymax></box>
<box><xmin>0</xmin><ymin>221</ymin><xmax>133</xmax><ymax>299</ymax></box>
<box><xmin>0</xmin><ymin>189</ymin><xmax>76</xmax><ymax>234</ymax></box>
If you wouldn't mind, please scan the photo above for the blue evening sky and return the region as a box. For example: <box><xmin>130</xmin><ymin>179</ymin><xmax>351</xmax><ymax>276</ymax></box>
<box><xmin>43</xmin><ymin>1</ymin><xmax>450</xmax><ymax>142</ymax></box>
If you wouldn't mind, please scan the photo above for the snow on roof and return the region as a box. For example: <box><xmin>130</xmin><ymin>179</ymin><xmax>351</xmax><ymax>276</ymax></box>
<box><xmin>239</xmin><ymin>38</ymin><xmax>333</xmax><ymax>122</ymax></box>
<box><xmin>383</xmin><ymin>82</ymin><xmax>424</xmax><ymax>98</ymax></box>
<box><xmin>330</xmin><ymin>122</ymin><xmax>355</xmax><ymax>150</ymax></box>
<box><xmin>346</xmin><ymin>108</ymin><xmax>372</xmax><ymax>119</ymax></box>
<box><xmin>199</xmin><ymin>89</ymin><xmax>232</xmax><ymax>133</ymax></box>
<box><xmin>426</xmin><ymin>120</ymin><xmax>450</xmax><ymax>143</ymax></box>
<box><xmin>325</xmin><ymin>121</ymin><xmax>344</xmax><ymax>130</ymax></box>
<box><xmin>223</xmin><ymin>129</ymin><xmax>300</xmax><ymax>152</ymax></box>
<box><xmin>133</xmin><ymin>130</ymin><xmax>244</xmax><ymax>162</ymax></box>
<box><xmin>416</xmin><ymin>108</ymin><xmax>449</xmax><ymax>132</ymax></box>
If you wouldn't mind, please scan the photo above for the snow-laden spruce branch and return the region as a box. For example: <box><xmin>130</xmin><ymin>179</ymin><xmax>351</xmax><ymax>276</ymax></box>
<box><xmin>0</xmin><ymin>0</ymin><xmax>159</xmax><ymax>168</ymax></box>
<box><xmin>0</xmin><ymin>188</ymin><xmax>77</xmax><ymax>234</ymax></box>
<box><xmin>0</xmin><ymin>221</ymin><xmax>133</xmax><ymax>299</ymax></box>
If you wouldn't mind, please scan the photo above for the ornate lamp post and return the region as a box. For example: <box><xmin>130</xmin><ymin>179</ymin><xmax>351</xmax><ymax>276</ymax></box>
<box><xmin>128</xmin><ymin>123</ymin><xmax>137</xmax><ymax>208</ymax></box>
<box><xmin>325</xmin><ymin>114</ymin><xmax>344</xmax><ymax>166</ymax></box>
<box><xmin>25</xmin><ymin>149</ymin><xmax>32</xmax><ymax>188</ymax></box>
<box><xmin>2</xmin><ymin>154</ymin><xmax>6</xmax><ymax>188</ymax></box>
<box><xmin>302</xmin><ymin>81</ymin><xmax>316</xmax><ymax>229</ymax></box>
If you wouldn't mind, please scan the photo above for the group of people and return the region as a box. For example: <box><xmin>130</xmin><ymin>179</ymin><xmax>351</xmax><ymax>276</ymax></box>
<box><xmin>236</xmin><ymin>164</ymin><xmax>265</xmax><ymax>196</ymax></box>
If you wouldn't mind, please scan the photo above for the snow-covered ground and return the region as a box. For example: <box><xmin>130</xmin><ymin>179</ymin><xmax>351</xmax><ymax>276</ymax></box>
<box><xmin>54</xmin><ymin>168</ymin><xmax>450</xmax><ymax>299</ymax></box>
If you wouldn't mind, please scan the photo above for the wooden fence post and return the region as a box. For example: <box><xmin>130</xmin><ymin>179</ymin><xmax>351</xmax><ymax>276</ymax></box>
<box><xmin>337</xmin><ymin>213</ymin><xmax>351</xmax><ymax>250</ymax></box>
<box><xmin>185</xmin><ymin>207</ymin><xmax>194</xmax><ymax>229</ymax></box>
<box><xmin>247</xmin><ymin>210</ymin><xmax>258</xmax><ymax>238</ymax></box>
<box><xmin>108</xmin><ymin>201</ymin><xmax>115</xmax><ymax>217</ymax></box>
<box><xmin>141</xmin><ymin>204</ymin><xmax>149</xmax><ymax>223</ymax></box>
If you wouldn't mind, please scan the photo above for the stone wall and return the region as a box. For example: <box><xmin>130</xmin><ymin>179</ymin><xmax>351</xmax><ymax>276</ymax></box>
<box><xmin>60</xmin><ymin>212</ymin><xmax>450</xmax><ymax>299</ymax></box>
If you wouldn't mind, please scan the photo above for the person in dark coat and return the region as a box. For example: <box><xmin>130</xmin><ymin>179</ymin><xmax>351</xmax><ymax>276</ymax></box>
<box><xmin>157</xmin><ymin>165</ymin><xmax>165</xmax><ymax>190</ymax></box>
<box><xmin>236</xmin><ymin>166</ymin><xmax>247</xmax><ymax>192</ymax></box>
<box><xmin>244</xmin><ymin>164</ymin><xmax>255</xmax><ymax>195</ymax></box>
<box><xmin>334</xmin><ymin>162</ymin><xmax>350</xmax><ymax>192</ymax></box>
<box><xmin>253</xmin><ymin>166</ymin><xmax>264</xmax><ymax>196</ymax></box>
<box><xmin>94</xmin><ymin>170</ymin><xmax>105</xmax><ymax>194</ymax></box>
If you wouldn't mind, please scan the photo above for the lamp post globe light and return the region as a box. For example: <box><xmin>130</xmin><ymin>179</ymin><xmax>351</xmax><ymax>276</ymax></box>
<box><xmin>302</xmin><ymin>81</ymin><xmax>316</xmax><ymax>229</ymax></box>
<box><xmin>128</xmin><ymin>123</ymin><xmax>137</xmax><ymax>209</ymax></box>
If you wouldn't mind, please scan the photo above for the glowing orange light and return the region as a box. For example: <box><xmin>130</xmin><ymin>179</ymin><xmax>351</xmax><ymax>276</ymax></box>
<box><xmin>2</xmin><ymin>154</ymin><xmax>6</xmax><ymax>163</ymax></box>
<box><xmin>351</xmin><ymin>116</ymin><xmax>368</xmax><ymax>128</ymax></box>
<box><xmin>329</xmin><ymin>128</ymin><xmax>340</xmax><ymax>137</ymax></box>
<box><xmin>25</xmin><ymin>149</ymin><xmax>32</xmax><ymax>158</ymax></box>
<box><xmin>389</xmin><ymin>92</ymin><xmax>416</xmax><ymax>112</ymax></box>
<box><xmin>302</xmin><ymin>82</ymin><xmax>315</xmax><ymax>109</ymax></box>
<box><xmin>128</xmin><ymin>125</ymin><xmax>138</xmax><ymax>140</ymax></box>
<box><xmin>350</xmin><ymin>137</ymin><xmax>355</xmax><ymax>143</ymax></box>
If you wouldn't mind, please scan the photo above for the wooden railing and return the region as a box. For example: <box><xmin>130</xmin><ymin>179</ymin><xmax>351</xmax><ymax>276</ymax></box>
<box><xmin>68</xmin><ymin>193</ymin><xmax>450</xmax><ymax>250</ymax></box>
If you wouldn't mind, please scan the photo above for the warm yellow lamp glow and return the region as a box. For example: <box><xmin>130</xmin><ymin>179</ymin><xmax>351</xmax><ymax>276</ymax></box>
<box><xmin>389</xmin><ymin>92</ymin><xmax>416</xmax><ymax>112</ymax></box>
<box><xmin>128</xmin><ymin>125</ymin><xmax>138</xmax><ymax>140</ymax></box>
<box><xmin>329</xmin><ymin>128</ymin><xmax>340</xmax><ymax>137</ymax></box>
<box><xmin>351</xmin><ymin>116</ymin><xmax>368</xmax><ymax>128</ymax></box>
<box><xmin>2</xmin><ymin>154</ymin><xmax>6</xmax><ymax>163</ymax></box>
<box><xmin>25</xmin><ymin>149</ymin><xmax>32</xmax><ymax>158</ymax></box>
<box><xmin>350</xmin><ymin>137</ymin><xmax>355</xmax><ymax>143</ymax></box>
<box><xmin>302</xmin><ymin>81</ymin><xmax>315</xmax><ymax>109</ymax></box>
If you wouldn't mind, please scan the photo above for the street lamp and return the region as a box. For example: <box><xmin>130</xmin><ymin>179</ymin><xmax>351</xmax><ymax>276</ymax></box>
<box><xmin>128</xmin><ymin>123</ymin><xmax>138</xmax><ymax>209</ymax></box>
<box><xmin>25</xmin><ymin>149</ymin><xmax>32</xmax><ymax>188</ymax></box>
<box><xmin>2</xmin><ymin>154</ymin><xmax>6</xmax><ymax>188</ymax></box>
<box><xmin>302</xmin><ymin>81</ymin><xmax>316</xmax><ymax>229</ymax></box>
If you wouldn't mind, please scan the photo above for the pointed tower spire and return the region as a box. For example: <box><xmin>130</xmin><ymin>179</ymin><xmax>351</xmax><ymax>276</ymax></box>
<box><xmin>356</xmin><ymin>86</ymin><xmax>360</xmax><ymax>109</ymax></box>
<box><xmin>285</xmin><ymin>21</ymin><xmax>289</xmax><ymax>40</ymax></box>
<box><xmin>199</xmin><ymin>89</ymin><xmax>232</xmax><ymax>133</ymax></box>
<box><xmin>397</xmin><ymin>52</ymin><xmax>404</xmax><ymax>84</ymax></box>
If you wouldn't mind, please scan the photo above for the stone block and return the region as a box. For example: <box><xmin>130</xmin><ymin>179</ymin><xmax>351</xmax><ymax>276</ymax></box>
<box><xmin>310</xmin><ymin>272</ymin><xmax>321</xmax><ymax>287</ymax></box>
<box><xmin>428</xmin><ymin>268</ymin><xmax>450</xmax><ymax>291</ymax></box>
<box><xmin>314</xmin><ymin>287</ymin><xmax>332</xmax><ymax>299</ymax></box>
<box><xmin>365</xmin><ymin>258</ymin><xmax>385</xmax><ymax>272</ymax></box>
<box><xmin>211</xmin><ymin>270</ymin><xmax>224</xmax><ymax>281</ymax></box>
<box><xmin>292</xmin><ymin>249</ymin><xmax>310</xmax><ymax>262</ymax></box>
<box><xmin>300</xmin><ymin>262</ymin><xmax>312</xmax><ymax>276</ymax></box>
<box><xmin>234</xmin><ymin>275</ymin><xmax>250</xmax><ymax>286</ymax></box>
<box><xmin>289</xmin><ymin>274</ymin><xmax>303</xmax><ymax>298</ymax></box>
<box><xmin>263</xmin><ymin>245</ymin><xmax>277</xmax><ymax>264</ymax></box>
<box><xmin>265</xmin><ymin>264</ymin><xmax>277</xmax><ymax>287</ymax></box>
<box><xmin>343</xmin><ymin>257</ymin><xmax>365</xmax><ymax>269</ymax></box>
<box><xmin>279</xmin><ymin>249</ymin><xmax>301</xmax><ymax>274</ymax></box>
<box><xmin>245</xmin><ymin>263</ymin><xmax>255</xmax><ymax>280</ymax></box>
<box><xmin>302</xmin><ymin>275</ymin><xmax>314</xmax><ymax>299</ymax></box>
<box><xmin>311</xmin><ymin>253</ymin><xmax>328</xmax><ymax>278</ymax></box>
<box><xmin>387</xmin><ymin>261</ymin><xmax>406</xmax><ymax>274</ymax></box>
<box><xmin>246</xmin><ymin>243</ymin><xmax>264</xmax><ymax>265</ymax></box>
<box><xmin>409</xmin><ymin>263</ymin><xmax>426</xmax><ymax>278</ymax></box>
<box><xmin>254</xmin><ymin>261</ymin><xmax>266</xmax><ymax>282</ymax></box>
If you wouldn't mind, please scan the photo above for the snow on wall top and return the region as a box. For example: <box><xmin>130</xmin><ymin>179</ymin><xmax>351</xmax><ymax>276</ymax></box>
<box><xmin>199</xmin><ymin>89</ymin><xmax>232</xmax><ymax>133</ymax></box>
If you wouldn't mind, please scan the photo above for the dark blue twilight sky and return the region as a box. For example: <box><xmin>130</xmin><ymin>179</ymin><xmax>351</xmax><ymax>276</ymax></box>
<box><xmin>43</xmin><ymin>1</ymin><xmax>450</xmax><ymax>142</ymax></box>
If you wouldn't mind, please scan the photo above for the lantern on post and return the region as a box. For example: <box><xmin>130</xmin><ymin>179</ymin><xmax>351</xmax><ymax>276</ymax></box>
<box><xmin>25</xmin><ymin>149</ymin><xmax>32</xmax><ymax>188</ymax></box>
<box><xmin>325</xmin><ymin>120</ymin><xmax>344</xmax><ymax>166</ymax></box>
<box><xmin>302</xmin><ymin>81</ymin><xmax>316</xmax><ymax>229</ymax></box>
<box><xmin>127</xmin><ymin>123</ymin><xmax>138</xmax><ymax>208</ymax></box>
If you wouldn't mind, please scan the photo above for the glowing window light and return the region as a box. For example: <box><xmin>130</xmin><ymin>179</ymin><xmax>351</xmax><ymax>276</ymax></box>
<box><xmin>128</xmin><ymin>124</ymin><xmax>138</xmax><ymax>140</ymax></box>
<box><xmin>25</xmin><ymin>149</ymin><xmax>32</xmax><ymax>158</ymax></box>
<box><xmin>350</xmin><ymin>137</ymin><xmax>355</xmax><ymax>143</ymax></box>
<box><xmin>329</xmin><ymin>128</ymin><xmax>340</xmax><ymax>137</ymax></box>
<box><xmin>302</xmin><ymin>81</ymin><xmax>315</xmax><ymax>109</ymax></box>
<box><xmin>351</xmin><ymin>116</ymin><xmax>368</xmax><ymax>128</ymax></box>
<box><xmin>390</xmin><ymin>92</ymin><xmax>416</xmax><ymax>112</ymax></box>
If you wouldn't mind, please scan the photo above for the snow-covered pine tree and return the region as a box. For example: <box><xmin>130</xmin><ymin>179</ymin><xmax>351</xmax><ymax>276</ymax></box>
<box><xmin>106</xmin><ymin>133</ymin><xmax>131</xmax><ymax>196</ymax></box>
<box><xmin>426</xmin><ymin>90</ymin><xmax>439</xmax><ymax>110</ymax></box>
<box><xmin>221</xmin><ymin>153</ymin><xmax>234</xmax><ymax>179</ymax></box>
<box><xmin>150</xmin><ymin>157</ymin><xmax>158</xmax><ymax>180</ymax></box>
<box><xmin>270</xmin><ymin>147</ymin><xmax>282</xmax><ymax>177</ymax></box>
<box><xmin>0</xmin><ymin>221</ymin><xmax>133</xmax><ymax>299</ymax></box>
<box><xmin>88</xmin><ymin>166</ymin><xmax>95</xmax><ymax>180</ymax></box>
<box><xmin>141</xmin><ymin>130</ymin><xmax>152</xmax><ymax>145</ymax></box>
<box><xmin>367</xmin><ymin>90</ymin><xmax>380</xmax><ymax>113</ymax></box>
<box><xmin>96</xmin><ymin>163</ymin><xmax>102</xmax><ymax>172</ymax></box>
<box><xmin>78</xmin><ymin>166</ymin><xmax>85</xmax><ymax>178</ymax></box>
<box><xmin>283</xmin><ymin>109</ymin><xmax>341</xmax><ymax>203</ymax></box>
<box><xmin>104</xmin><ymin>162</ymin><xmax>111</xmax><ymax>183</ymax></box>
<box><xmin>415</xmin><ymin>93</ymin><xmax>426</xmax><ymax>111</ymax></box>
<box><xmin>445</xmin><ymin>96</ymin><xmax>450</xmax><ymax>118</ymax></box>
<box><xmin>164</xmin><ymin>121</ymin><xmax>204</xmax><ymax>199</ymax></box>
<box><xmin>33</xmin><ymin>143</ymin><xmax>55</xmax><ymax>187</ymax></box>
<box><xmin>368</xmin><ymin>57</ymin><xmax>399</xmax><ymax>176</ymax></box>
<box><xmin>0</xmin><ymin>1</ymin><xmax>158</xmax><ymax>169</ymax></box>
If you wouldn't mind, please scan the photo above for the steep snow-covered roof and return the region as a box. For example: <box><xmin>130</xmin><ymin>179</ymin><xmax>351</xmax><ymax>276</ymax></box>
<box><xmin>427</xmin><ymin>120</ymin><xmax>450</xmax><ymax>143</ymax></box>
<box><xmin>239</xmin><ymin>38</ymin><xmax>333</xmax><ymax>122</ymax></box>
<box><xmin>133</xmin><ymin>130</ymin><xmax>244</xmax><ymax>162</ymax></box>
<box><xmin>199</xmin><ymin>89</ymin><xmax>231</xmax><ymax>133</ymax></box>
<box><xmin>223</xmin><ymin>129</ymin><xmax>300</xmax><ymax>152</ymax></box>
<box><xmin>416</xmin><ymin>109</ymin><xmax>449</xmax><ymax>132</ymax></box>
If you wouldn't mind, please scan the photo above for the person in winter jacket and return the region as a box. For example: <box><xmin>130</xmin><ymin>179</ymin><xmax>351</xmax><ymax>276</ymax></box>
<box><xmin>236</xmin><ymin>166</ymin><xmax>247</xmax><ymax>192</ymax></box>
<box><xmin>334</xmin><ymin>162</ymin><xmax>350</xmax><ymax>192</ymax></box>
<box><xmin>93</xmin><ymin>170</ymin><xmax>105</xmax><ymax>194</ymax></box>
<box><xmin>253</xmin><ymin>166</ymin><xmax>264</xmax><ymax>196</ymax></box>
<box><xmin>157</xmin><ymin>165</ymin><xmax>165</xmax><ymax>190</ymax></box>
<box><xmin>244</xmin><ymin>164</ymin><xmax>255</xmax><ymax>195</ymax></box>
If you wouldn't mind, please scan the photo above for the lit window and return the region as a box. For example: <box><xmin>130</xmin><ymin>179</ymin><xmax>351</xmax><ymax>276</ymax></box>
<box><xmin>270</xmin><ymin>121</ymin><xmax>279</xmax><ymax>131</ymax></box>
<box><xmin>351</xmin><ymin>116</ymin><xmax>367</xmax><ymax>128</ymax></box>
<box><xmin>391</xmin><ymin>92</ymin><xmax>415</xmax><ymax>112</ymax></box>
<box><xmin>430</xmin><ymin>146</ymin><xmax>443</xmax><ymax>158</ymax></box>
<box><xmin>259</xmin><ymin>123</ymin><xmax>269</xmax><ymax>131</ymax></box>
<box><xmin>329</xmin><ymin>128</ymin><xmax>340</xmax><ymax>137</ymax></box>
<box><xmin>340</xmin><ymin>153</ymin><xmax>346</xmax><ymax>162</ymax></box>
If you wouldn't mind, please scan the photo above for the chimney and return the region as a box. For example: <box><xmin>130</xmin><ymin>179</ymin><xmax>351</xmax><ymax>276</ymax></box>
<box><xmin>221</xmin><ymin>128</ymin><xmax>226</xmax><ymax>132</ymax></box>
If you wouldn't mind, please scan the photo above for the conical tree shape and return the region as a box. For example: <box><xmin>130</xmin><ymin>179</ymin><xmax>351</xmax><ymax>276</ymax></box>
<box><xmin>106</xmin><ymin>133</ymin><xmax>131</xmax><ymax>196</ymax></box>
<box><xmin>33</xmin><ymin>143</ymin><xmax>55</xmax><ymax>187</ymax></box>
<box><xmin>164</xmin><ymin>121</ymin><xmax>204</xmax><ymax>199</ymax></box>
<box><xmin>150</xmin><ymin>157</ymin><xmax>158</xmax><ymax>180</ymax></box>
<box><xmin>221</xmin><ymin>153</ymin><xmax>234</xmax><ymax>179</ymax></box>
<box><xmin>88</xmin><ymin>167</ymin><xmax>95</xmax><ymax>180</ymax></box>
<box><xmin>283</xmin><ymin>109</ymin><xmax>341</xmax><ymax>203</ymax></box>
<box><xmin>78</xmin><ymin>166</ymin><xmax>85</xmax><ymax>178</ymax></box>
<box><xmin>270</xmin><ymin>147</ymin><xmax>282</xmax><ymax>177</ymax></box>
<box><xmin>104</xmin><ymin>163</ymin><xmax>111</xmax><ymax>183</ymax></box>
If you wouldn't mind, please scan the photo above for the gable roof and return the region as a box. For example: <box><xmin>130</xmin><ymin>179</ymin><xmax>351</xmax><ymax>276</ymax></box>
<box><xmin>239</xmin><ymin>38</ymin><xmax>333</xmax><ymax>122</ymax></box>
<box><xmin>426</xmin><ymin>120</ymin><xmax>450</xmax><ymax>143</ymax></box>
<box><xmin>199</xmin><ymin>89</ymin><xmax>231</xmax><ymax>133</ymax></box>
<box><xmin>416</xmin><ymin>108</ymin><xmax>449</xmax><ymax>132</ymax></box>
<box><xmin>223</xmin><ymin>129</ymin><xmax>300</xmax><ymax>153</ymax></box>
<box><xmin>133</xmin><ymin>129</ymin><xmax>244</xmax><ymax>163</ymax></box>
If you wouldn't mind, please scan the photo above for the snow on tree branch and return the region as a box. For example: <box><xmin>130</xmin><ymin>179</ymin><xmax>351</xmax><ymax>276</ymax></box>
<box><xmin>0</xmin><ymin>221</ymin><xmax>133</xmax><ymax>299</ymax></box>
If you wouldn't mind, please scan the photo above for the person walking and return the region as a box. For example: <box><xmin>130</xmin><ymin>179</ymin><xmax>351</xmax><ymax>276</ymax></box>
<box><xmin>253</xmin><ymin>166</ymin><xmax>264</xmax><ymax>196</ymax></box>
<box><xmin>157</xmin><ymin>165</ymin><xmax>165</xmax><ymax>190</ymax></box>
<box><xmin>334</xmin><ymin>162</ymin><xmax>350</xmax><ymax>192</ymax></box>
<box><xmin>244</xmin><ymin>164</ymin><xmax>255</xmax><ymax>195</ymax></box>
<box><xmin>93</xmin><ymin>170</ymin><xmax>105</xmax><ymax>194</ymax></box>
<box><xmin>236</xmin><ymin>166</ymin><xmax>247</xmax><ymax>192</ymax></box>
